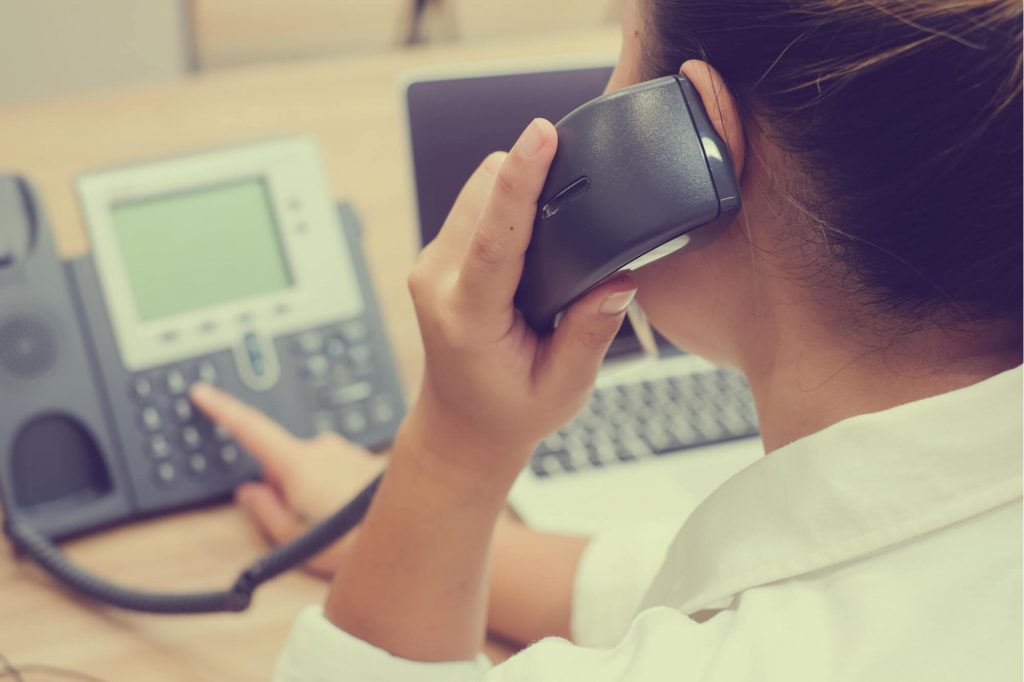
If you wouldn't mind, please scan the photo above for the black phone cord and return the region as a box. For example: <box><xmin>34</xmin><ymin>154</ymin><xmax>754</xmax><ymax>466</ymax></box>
<box><xmin>4</xmin><ymin>472</ymin><xmax>382</xmax><ymax>614</ymax></box>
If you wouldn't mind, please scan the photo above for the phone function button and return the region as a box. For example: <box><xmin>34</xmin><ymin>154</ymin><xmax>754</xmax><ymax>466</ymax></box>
<box><xmin>294</xmin><ymin>331</ymin><xmax>324</xmax><ymax>355</ymax></box>
<box><xmin>181</xmin><ymin>425</ymin><xmax>202</xmax><ymax>451</ymax></box>
<box><xmin>156</xmin><ymin>462</ymin><xmax>177</xmax><ymax>485</ymax></box>
<box><xmin>149</xmin><ymin>434</ymin><xmax>173</xmax><ymax>459</ymax></box>
<box><xmin>339</xmin><ymin>408</ymin><xmax>367</xmax><ymax>436</ymax></box>
<box><xmin>140</xmin><ymin>406</ymin><xmax>162</xmax><ymax>432</ymax></box>
<box><xmin>167</xmin><ymin>369</ymin><xmax>188</xmax><ymax>395</ymax></box>
<box><xmin>325</xmin><ymin>336</ymin><xmax>346</xmax><ymax>361</ymax></box>
<box><xmin>304</xmin><ymin>355</ymin><xmax>330</xmax><ymax>382</ymax></box>
<box><xmin>172</xmin><ymin>397</ymin><xmax>193</xmax><ymax>422</ymax></box>
<box><xmin>312</xmin><ymin>412</ymin><xmax>336</xmax><ymax>435</ymax></box>
<box><xmin>320</xmin><ymin>381</ymin><xmax>373</xmax><ymax>408</ymax></box>
<box><xmin>348</xmin><ymin>345</ymin><xmax>373</xmax><ymax>373</ymax></box>
<box><xmin>369</xmin><ymin>396</ymin><xmax>396</xmax><ymax>424</ymax></box>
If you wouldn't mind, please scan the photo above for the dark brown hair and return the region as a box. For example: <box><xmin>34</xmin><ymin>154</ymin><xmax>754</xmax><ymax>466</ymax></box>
<box><xmin>642</xmin><ymin>0</ymin><xmax>1022</xmax><ymax>326</ymax></box>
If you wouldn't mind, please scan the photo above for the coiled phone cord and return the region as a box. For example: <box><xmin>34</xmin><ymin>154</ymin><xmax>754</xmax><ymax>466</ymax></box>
<box><xmin>5</xmin><ymin>472</ymin><xmax>382</xmax><ymax>614</ymax></box>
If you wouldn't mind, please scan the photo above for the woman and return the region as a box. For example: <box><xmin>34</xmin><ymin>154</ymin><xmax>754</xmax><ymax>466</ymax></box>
<box><xmin>192</xmin><ymin>0</ymin><xmax>1023</xmax><ymax>678</ymax></box>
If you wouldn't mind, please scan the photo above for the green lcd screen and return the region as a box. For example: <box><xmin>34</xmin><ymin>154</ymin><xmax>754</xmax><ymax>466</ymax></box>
<box><xmin>111</xmin><ymin>179</ymin><xmax>293</xmax><ymax>322</ymax></box>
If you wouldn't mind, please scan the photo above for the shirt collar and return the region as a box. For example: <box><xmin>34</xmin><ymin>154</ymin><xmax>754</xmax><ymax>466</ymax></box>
<box><xmin>641</xmin><ymin>365</ymin><xmax>1024</xmax><ymax>615</ymax></box>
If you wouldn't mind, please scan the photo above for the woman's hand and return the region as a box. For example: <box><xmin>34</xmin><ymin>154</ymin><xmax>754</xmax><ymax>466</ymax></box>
<box><xmin>190</xmin><ymin>383</ymin><xmax>385</xmax><ymax>577</ymax></box>
<box><xmin>405</xmin><ymin>118</ymin><xmax>636</xmax><ymax>481</ymax></box>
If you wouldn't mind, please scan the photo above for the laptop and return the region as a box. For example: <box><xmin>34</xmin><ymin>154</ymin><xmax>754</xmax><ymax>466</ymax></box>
<box><xmin>402</xmin><ymin>62</ymin><xmax>763</xmax><ymax>535</ymax></box>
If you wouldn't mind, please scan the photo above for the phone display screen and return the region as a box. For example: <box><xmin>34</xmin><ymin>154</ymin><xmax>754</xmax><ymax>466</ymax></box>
<box><xmin>111</xmin><ymin>178</ymin><xmax>293</xmax><ymax>322</ymax></box>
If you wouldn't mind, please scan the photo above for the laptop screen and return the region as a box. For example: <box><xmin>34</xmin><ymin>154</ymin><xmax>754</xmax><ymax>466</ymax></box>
<box><xmin>405</xmin><ymin>64</ymin><xmax>652</xmax><ymax>357</ymax></box>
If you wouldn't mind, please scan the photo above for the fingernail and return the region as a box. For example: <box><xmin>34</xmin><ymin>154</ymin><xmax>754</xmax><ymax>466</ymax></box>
<box><xmin>600</xmin><ymin>289</ymin><xmax>637</xmax><ymax>315</ymax></box>
<box><xmin>513</xmin><ymin>119</ymin><xmax>545</xmax><ymax>159</ymax></box>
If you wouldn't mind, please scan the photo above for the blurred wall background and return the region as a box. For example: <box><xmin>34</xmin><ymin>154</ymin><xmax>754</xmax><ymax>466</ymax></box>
<box><xmin>0</xmin><ymin>0</ymin><xmax>625</xmax><ymax>105</ymax></box>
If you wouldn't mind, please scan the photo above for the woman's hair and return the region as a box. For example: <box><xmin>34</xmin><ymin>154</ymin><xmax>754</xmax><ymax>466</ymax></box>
<box><xmin>642</xmin><ymin>0</ymin><xmax>1022</xmax><ymax>327</ymax></box>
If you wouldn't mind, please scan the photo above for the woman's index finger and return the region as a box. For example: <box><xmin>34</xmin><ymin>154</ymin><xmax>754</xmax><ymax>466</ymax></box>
<box><xmin>189</xmin><ymin>382</ymin><xmax>298</xmax><ymax>484</ymax></box>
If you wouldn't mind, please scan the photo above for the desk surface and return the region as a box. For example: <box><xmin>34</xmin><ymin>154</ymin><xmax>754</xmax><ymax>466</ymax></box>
<box><xmin>0</xmin><ymin>29</ymin><xmax>619</xmax><ymax>681</ymax></box>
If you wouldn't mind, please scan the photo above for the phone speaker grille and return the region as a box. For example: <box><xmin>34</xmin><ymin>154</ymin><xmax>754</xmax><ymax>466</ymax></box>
<box><xmin>0</xmin><ymin>313</ymin><xmax>57</xmax><ymax>379</ymax></box>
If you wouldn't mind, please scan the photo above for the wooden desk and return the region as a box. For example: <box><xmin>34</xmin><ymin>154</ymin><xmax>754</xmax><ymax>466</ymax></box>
<box><xmin>0</xmin><ymin>29</ymin><xmax>619</xmax><ymax>681</ymax></box>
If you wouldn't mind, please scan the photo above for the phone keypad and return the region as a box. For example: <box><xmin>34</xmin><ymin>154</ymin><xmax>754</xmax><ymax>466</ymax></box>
<box><xmin>129</xmin><ymin>361</ymin><xmax>243</xmax><ymax>487</ymax></box>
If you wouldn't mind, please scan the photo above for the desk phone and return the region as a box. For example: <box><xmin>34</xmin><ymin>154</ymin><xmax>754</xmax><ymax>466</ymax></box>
<box><xmin>0</xmin><ymin>138</ymin><xmax>405</xmax><ymax>542</ymax></box>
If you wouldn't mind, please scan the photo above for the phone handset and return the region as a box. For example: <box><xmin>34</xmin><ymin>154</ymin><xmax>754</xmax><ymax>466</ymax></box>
<box><xmin>515</xmin><ymin>75</ymin><xmax>741</xmax><ymax>332</ymax></box>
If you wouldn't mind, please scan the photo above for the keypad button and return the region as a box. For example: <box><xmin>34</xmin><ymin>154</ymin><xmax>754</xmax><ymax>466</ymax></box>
<box><xmin>304</xmin><ymin>355</ymin><xmax>330</xmax><ymax>382</ymax></box>
<box><xmin>325</xmin><ymin>336</ymin><xmax>346</xmax><ymax>361</ymax></box>
<box><xmin>156</xmin><ymin>462</ymin><xmax>177</xmax><ymax>485</ymax></box>
<box><xmin>295</xmin><ymin>332</ymin><xmax>324</xmax><ymax>355</ymax></box>
<box><xmin>339</xmin><ymin>409</ymin><xmax>367</xmax><ymax>435</ymax></box>
<box><xmin>188</xmin><ymin>453</ymin><xmax>208</xmax><ymax>474</ymax></box>
<box><xmin>197</xmin><ymin>361</ymin><xmax>217</xmax><ymax>384</ymax></box>
<box><xmin>219</xmin><ymin>444</ymin><xmax>240</xmax><ymax>465</ymax></box>
<box><xmin>141</xmin><ymin>406</ymin><xmax>162</xmax><ymax>432</ymax></box>
<box><xmin>167</xmin><ymin>369</ymin><xmax>188</xmax><ymax>395</ymax></box>
<box><xmin>172</xmin><ymin>398</ymin><xmax>193</xmax><ymax>422</ymax></box>
<box><xmin>369</xmin><ymin>396</ymin><xmax>395</xmax><ymax>424</ymax></box>
<box><xmin>149</xmin><ymin>434</ymin><xmax>172</xmax><ymax>459</ymax></box>
<box><xmin>340</xmin><ymin>320</ymin><xmax>369</xmax><ymax>344</ymax></box>
<box><xmin>182</xmin><ymin>425</ymin><xmax>202</xmax><ymax>450</ymax></box>
<box><xmin>132</xmin><ymin>376</ymin><xmax>153</xmax><ymax>400</ymax></box>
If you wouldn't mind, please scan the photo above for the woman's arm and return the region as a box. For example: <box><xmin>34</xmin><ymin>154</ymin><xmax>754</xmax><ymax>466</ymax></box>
<box><xmin>191</xmin><ymin>385</ymin><xmax>589</xmax><ymax>648</ymax></box>
<box><xmin>321</xmin><ymin>119</ymin><xmax>634</xmax><ymax>661</ymax></box>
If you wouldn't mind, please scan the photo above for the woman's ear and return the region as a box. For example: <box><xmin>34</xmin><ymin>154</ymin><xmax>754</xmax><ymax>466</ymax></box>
<box><xmin>680</xmin><ymin>60</ymin><xmax>746</xmax><ymax>178</ymax></box>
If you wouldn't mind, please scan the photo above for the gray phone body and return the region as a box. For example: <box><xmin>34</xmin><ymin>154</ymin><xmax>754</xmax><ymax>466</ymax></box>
<box><xmin>0</xmin><ymin>177</ymin><xmax>405</xmax><ymax>540</ymax></box>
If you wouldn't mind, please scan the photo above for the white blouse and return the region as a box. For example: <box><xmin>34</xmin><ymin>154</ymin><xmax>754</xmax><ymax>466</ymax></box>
<box><xmin>274</xmin><ymin>366</ymin><xmax>1023</xmax><ymax>681</ymax></box>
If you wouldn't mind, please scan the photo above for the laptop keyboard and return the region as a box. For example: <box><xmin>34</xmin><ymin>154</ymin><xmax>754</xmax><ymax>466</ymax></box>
<box><xmin>529</xmin><ymin>366</ymin><xmax>759</xmax><ymax>478</ymax></box>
